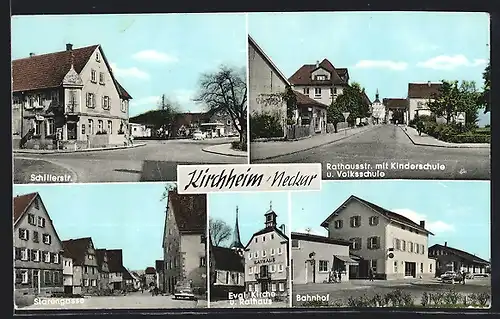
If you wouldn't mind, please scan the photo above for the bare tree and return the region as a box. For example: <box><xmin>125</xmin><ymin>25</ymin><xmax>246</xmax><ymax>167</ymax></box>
<box><xmin>194</xmin><ymin>65</ymin><xmax>247</xmax><ymax>148</ymax></box>
<box><xmin>160</xmin><ymin>183</ymin><xmax>178</xmax><ymax>201</ymax></box>
<box><xmin>156</xmin><ymin>94</ymin><xmax>180</xmax><ymax>138</ymax></box>
<box><xmin>209</xmin><ymin>217</ymin><xmax>232</xmax><ymax>247</ymax></box>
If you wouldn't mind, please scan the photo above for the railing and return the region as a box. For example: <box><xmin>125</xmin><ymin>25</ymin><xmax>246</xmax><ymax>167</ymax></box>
<box><xmin>254</xmin><ymin>273</ymin><xmax>271</xmax><ymax>280</ymax></box>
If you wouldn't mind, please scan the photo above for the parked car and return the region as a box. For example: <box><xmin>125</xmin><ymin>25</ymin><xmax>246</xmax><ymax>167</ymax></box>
<box><xmin>173</xmin><ymin>282</ymin><xmax>197</xmax><ymax>301</ymax></box>
<box><xmin>192</xmin><ymin>131</ymin><xmax>206</xmax><ymax>140</ymax></box>
<box><xmin>440</xmin><ymin>271</ymin><xmax>463</xmax><ymax>283</ymax></box>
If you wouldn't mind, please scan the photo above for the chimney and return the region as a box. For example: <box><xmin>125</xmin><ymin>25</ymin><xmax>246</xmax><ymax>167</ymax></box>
<box><xmin>444</xmin><ymin>242</ymin><xmax>447</xmax><ymax>247</ymax></box>
<box><xmin>29</xmin><ymin>53</ymin><xmax>35</xmax><ymax>57</ymax></box>
<box><xmin>66</xmin><ymin>43</ymin><xmax>73</xmax><ymax>51</ymax></box>
<box><xmin>316</xmin><ymin>60</ymin><xmax>319</xmax><ymax>68</ymax></box>
<box><xmin>419</xmin><ymin>220</ymin><xmax>425</xmax><ymax>228</ymax></box>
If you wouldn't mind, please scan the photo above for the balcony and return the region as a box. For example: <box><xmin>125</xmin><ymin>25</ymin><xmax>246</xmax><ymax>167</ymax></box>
<box><xmin>254</xmin><ymin>272</ymin><xmax>271</xmax><ymax>280</ymax></box>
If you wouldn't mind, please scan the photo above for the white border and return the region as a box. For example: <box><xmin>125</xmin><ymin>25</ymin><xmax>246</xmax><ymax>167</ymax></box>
<box><xmin>245</xmin><ymin>13</ymin><xmax>251</xmax><ymax>165</ymax></box>
<box><xmin>287</xmin><ymin>191</ymin><xmax>293</xmax><ymax>308</ymax></box>
<box><xmin>206</xmin><ymin>193</ymin><xmax>211</xmax><ymax>308</ymax></box>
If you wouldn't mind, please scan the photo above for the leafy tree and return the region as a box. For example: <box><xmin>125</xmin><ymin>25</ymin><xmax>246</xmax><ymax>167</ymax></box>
<box><xmin>194</xmin><ymin>65</ymin><xmax>247</xmax><ymax>148</ymax></box>
<box><xmin>329</xmin><ymin>83</ymin><xmax>369</xmax><ymax>126</ymax></box>
<box><xmin>327</xmin><ymin>99</ymin><xmax>345</xmax><ymax>133</ymax></box>
<box><xmin>209</xmin><ymin>217</ymin><xmax>232</xmax><ymax>247</ymax></box>
<box><xmin>481</xmin><ymin>61</ymin><xmax>490</xmax><ymax>113</ymax></box>
<box><xmin>281</xmin><ymin>85</ymin><xmax>298</xmax><ymax>125</ymax></box>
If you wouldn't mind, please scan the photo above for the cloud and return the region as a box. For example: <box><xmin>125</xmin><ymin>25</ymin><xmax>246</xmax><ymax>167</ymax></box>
<box><xmin>392</xmin><ymin>208</ymin><xmax>455</xmax><ymax>234</ymax></box>
<box><xmin>293</xmin><ymin>227</ymin><xmax>328</xmax><ymax>237</ymax></box>
<box><xmin>354</xmin><ymin>60</ymin><xmax>408</xmax><ymax>71</ymax></box>
<box><xmin>132</xmin><ymin>50</ymin><xmax>179</xmax><ymax>63</ymax></box>
<box><xmin>416</xmin><ymin>55</ymin><xmax>487</xmax><ymax>70</ymax></box>
<box><xmin>110</xmin><ymin>63</ymin><xmax>149</xmax><ymax>80</ymax></box>
<box><xmin>129</xmin><ymin>96</ymin><xmax>161</xmax><ymax>107</ymax></box>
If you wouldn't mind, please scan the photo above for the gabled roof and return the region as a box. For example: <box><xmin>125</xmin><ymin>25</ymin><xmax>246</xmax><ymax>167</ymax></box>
<box><xmin>294</xmin><ymin>91</ymin><xmax>329</xmax><ymax>109</ymax></box>
<box><xmin>62</xmin><ymin>237</ymin><xmax>94</xmax><ymax>266</ymax></box>
<box><xmin>106</xmin><ymin>249</ymin><xmax>124</xmax><ymax>273</ymax></box>
<box><xmin>321</xmin><ymin>195</ymin><xmax>434</xmax><ymax>235</ymax></box>
<box><xmin>289</xmin><ymin>58</ymin><xmax>348</xmax><ymax>86</ymax></box>
<box><xmin>291</xmin><ymin>232</ymin><xmax>351</xmax><ymax>246</ymax></box>
<box><xmin>245</xmin><ymin>225</ymin><xmax>289</xmax><ymax>250</ymax></box>
<box><xmin>95</xmin><ymin>249</ymin><xmax>109</xmax><ymax>272</ymax></box>
<box><xmin>145</xmin><ymin>267</ymin><xmax>156</xmax><ymax>275</ymax></box>
<box><xmin>211</xmin><ymin>246</ymin><xmax>244</xmax><ymax>272</ymax></box>
<box><xmin>383</xmin><ymin>98</ymin><xmax>408</xmax><ymax>109</ymax></box>
<box><xmin>168</xmin><ymin>191</ymin><xmax>206</xmax><ymax>234</ymax></box>
<box><xmin>248</xmin><ymin>35</ymin><xmax>291</xmax><ymax>86</ymax></box>
<box><xmin>12</xmin><ymin>44</ymin><xmax>132</xmax><ymax>100</ymax></box>
<box><xmin>13</xmin><ymin>192</ymin><xmax>38</xmax><ymax>224</ymax></box>
<box><xmin>123</xmin><ymin>267</ymin><xmax>133</xmax><ymax>280</ymax></box>
<box><xmin>429</xmin><ymin>244</ymin><xmax>490</xmax><ymax>265</ymax></box>
<box><xmin>408</xmin><ymin>83</ymin><xmax>443</xmax><ymax>99</ymax></box>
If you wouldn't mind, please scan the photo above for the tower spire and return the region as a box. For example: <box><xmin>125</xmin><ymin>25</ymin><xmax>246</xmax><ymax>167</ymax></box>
<box><xmin>230</xmin><ymin>206</ymin><xmax>244</xmax><ymax>250</ymax></box>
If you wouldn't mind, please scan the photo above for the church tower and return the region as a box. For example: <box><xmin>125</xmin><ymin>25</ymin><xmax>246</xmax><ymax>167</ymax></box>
<box><xmin>230</xmin><ymin>206</ymin><xmax>245</xmax><ymax>251</ymax></box>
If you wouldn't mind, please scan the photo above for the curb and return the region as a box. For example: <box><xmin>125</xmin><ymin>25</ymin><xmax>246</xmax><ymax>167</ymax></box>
<box><xmin>14</xmin><ymin>156</ymin><xmax>79</xmax><ymax>183</ymax></box>
<box><xmin>202</xmin><ymin>144</ymin><xmax>248</xmax><ymax>158</ymax></box>
<box><xmin>251</xmin><ymin>126</ymin><xmax>374</xmax><ymax>161</ymax></box>
<box><xmin>13</xmin><ymin>143</ymin><xmax>147</xmax><ymax>155</ymax></box>
<box><xmin>400</xmin><ymin>127</ymin><xmax>490</xmax><ymax>149</ymax></box>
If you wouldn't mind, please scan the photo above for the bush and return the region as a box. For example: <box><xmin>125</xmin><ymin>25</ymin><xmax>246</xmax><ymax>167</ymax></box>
<box><xmin>231</xmin><ymin>141</ymin><xmax>247</xmax><ymax>151</ymax></box>
<box><xmin>15</xmin><ymin>294</ymin><xmax>35</xmax><ymax>308</ymax></box>
<box><xmin>250</xmin><ymin>113</ymin><xmax>284</xmax><ymax>140</ymax></box>
<box><xmin>446</xmin><ymin>134</ymin><xmax>490</xmax><ymax>143</ymax></box>
<box><xmin>444</xmin><ymin>288</ymin><xmax>460</xmax><ymax>305</ymax></box>
<box><xmin>474</xmin><ymin>127</ymin><xmax>491</xmax><ymax>135</ymax></box>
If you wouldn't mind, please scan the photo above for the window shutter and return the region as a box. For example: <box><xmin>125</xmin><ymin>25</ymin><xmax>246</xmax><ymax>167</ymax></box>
<box><xmin>27</xmin><ymin>270</ymin><xmax>32</xmax><ymax>285</ymax></box>
<box><xmin>376</xmin><ymin>237</ymin><xmax>381</xmax><ymax>249</ymax></box>
<box><xmin>18</xmin><ymin>229</ymin><xmax>22</xmax><ymax>239</ymax></box>
<box><xmin>108</xmin><ymin>97</ymin><xmax>111</xmax><ymax>109</ymax></box>
<box><xmin>350</xmin><ymin>217</ymin><xmax>354</xmax><ymax>227</ymax></box>
<box><xmin>15</xmin><ymin>271</ymin><xmax>22</xmax><ymax>284</ymax></box>
<box><xmin>26</xmin><ymin>230</ymin><xmax>30</xmax><ymax>240</ymax></box>
<box><xmin>48</xmin><ymin>235</ymin><xmax>52</xmax><ymax>244</ymax></box>
<box><xmin>86</xmin><ymin>93</ymin><xmax>89</xmax><ymax>107</ymax></box>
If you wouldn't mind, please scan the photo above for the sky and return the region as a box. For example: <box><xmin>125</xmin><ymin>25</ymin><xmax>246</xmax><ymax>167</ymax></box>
<box><xmin>11</xmin><ymin>14</ymin><xmax>247</xmax><ymax>117</ymax></box>
<box><xmin>13</xmin><ymin>182</ymin><xmax>173</xmax><ymax>271</ymax></box>
<box><xmin>291</xmin><ymin>180</ymin><xmax>490</xmax><ymax>261</ymax></box>
<box><xmin>209</xmin><ymin>192</ymin><xmax>289</xmax><ymax>247</ymax></box>
<box><xmin>249</xmin><ymin>12</ymin><xmax>491</xmax><ymax>126</ymax></box>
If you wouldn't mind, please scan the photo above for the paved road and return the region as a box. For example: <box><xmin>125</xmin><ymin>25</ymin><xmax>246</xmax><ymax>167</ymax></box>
<box><xmin>14</xmin><ymin>138</ymin><xmax>247</xmax><ymax>183</ymax></box>
<box><xmin>293</xmin><ymin>277</ymin><xmax>491</xmax><ymax>307</ymax></box>
<box><xmin>253</xmin><ymin>125</ymin><xmax>490</xmax><ymax>180</ymax></box>
<box><xmin>20</xmin><ymin>292</ymin><xmax>207</xmax><ymax>310</ymax></box>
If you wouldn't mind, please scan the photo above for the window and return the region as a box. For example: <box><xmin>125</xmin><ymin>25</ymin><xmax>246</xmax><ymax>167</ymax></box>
<box><xmin>35</xmin><ymin>94</ymin><xmax>43</xmax><ymax>108</ymax></box>
<box><xmin>394</xmin><ymin>239</ymin><xmax>401</xmax><ymax>250</ymax></box>
<box><xmin>350</xmin><ymin>216</ymin><xmax>361</xmax><ymax>228</ymax></box>
<box><xmin>248</xmin><ymin>253</ymin><xmax>252</xmax><ymax>260</ymax></box>
<box><xmin>420</xmin><ymin>263</ymin><xmax>424</xmax><ymax>273</ymax></box>
<box><xmin>54</xmin><ymin>253</ymin><xmax>59</xmax><ymax>264</ymax></box>
<box><xmin>270</xmin><ymin>265</ymin><xmax>276</xmax><ymax>273</ymax></box>
<box><xmin>84</xmin><ymin>266</ymin><xmax>88</xmax><ymax>273</ymax></box>
<box><xmin>401</xmin><ymin>240</ymin><xmax>406</xmax><ymax>251</ymax></box>
<box><xmin>37</xmin><ymin>216</ymin><xmax>45</xmax><ymax>227</ymax></box>
<box><xmin>200</xmin><ymin>257</ymin><xmax>206</xmax><ymax>267</ymax></box>
<box><xmin>319</xmin><ymin>260</ymin><xmax>328</xmax><ymax>272</ymax></box>
<box><xmin>315</xmin><ymin>75</ymin><xmax>326</xmax><ymax>81</ymax></box>
<box><xmin>271</xmin><ymin>234</ymin><xmax>274</xmax><ymax>240</ymax></box>
<box><xmin>248</xmin><ymin>283</ymin><xmax>253</xmax><ymax>291</ymax></box>
<box><xmin>333</xmin><ymin>87</ymin><xmax>338</xmax><ymax>95</ymax></box>
<box><xmin>279</xmin><ymin>282</ymin><xmax>285</xmax><ymax>291</ymax></box>
<box><xmin>420</xmin><ymin>244</ymin><xmax>425</xmax><ymax>255</ymax></box>
<box><xmin>430</xmin><ymin>264</ymin><xmax>433</xmax><ymax>272</ymax></box>
<box><xmin>262</xmin><ymin>250</ymin><xmax>267</xmax><ymax>257</ymax></box>
<box><xmin>33</xmin><ymin>250</ymin><xmax>40</xmax><ymax>262</ymax></box>
<box><xmin>91</xmin><ymin>69</ymin><xmax>97</xmax><ymax>83</ymax></box>
<box><xmin>408</xmin><ymin>241</ymin><xmax>414</xmax><ymax>253</ymax></box>
<box><xmin>278</xmin><ymin>264</ymin><xmax>284</xmax><ymax>272</ymax></box>
<box><xmin>33</xmin><ymin>121</ymin><xmax>41</xmax><ymax>136</ymax></box>
<box><xmin>121</xmin><ymin>100</ymin><xmax>128</xmax><ymax>112</ymax></box>
<box><xmin>51</xmin><ymin>91</ymin><xmax>59</xmax><ymax>102</ymax></box>
<box><xmin>33</xmin><ymin>231</ymin><xmax>39</xmax><ymax>243</ymax></box>
<box><xmin>271</xmin><ymin>283</ymin><xmax>276</xmax><ymax>292</ymax></box>
<box><xmin>99</xmin><ymin>72</ymin><xmax>105</xmax><ymax>84</ymax></box>
<box><xmin>303</xmin><ymin>88</ymin><xmax>310</xmax><ymax>95</ymax></box>
<box><xmin>107</xmin><ymin>120</ymin><xmax>112</xmax><ymax>134</ymax></box>
<box><xmin>28</xmin><ymin>214</ymin><xmax>36</xmax><ymax>225</ymax></box>
<box><xmin>278</xmin><ymin>247</ymin><xmax>283</xmax><ymax>255</ymax></box>
<box><xmin>21</xmin><ymin>270</ymin><xmax>29</xmax><ymax>284</ymax></box>
<box><xmin>46</xmin><ymin>119</ymin><xmax>55</xmax><ymax>136</ymax></box>
<box><xmin>254</xmin><ymin>251</ymin><xmax>258</xmax><ymax>258</ymax></box>
<box><xmin>292</xmin><ymin>239</ymin><xmax>299</xmax><ymax>248</ymax></box>
<box><xmin>415</xmin><ymin>243</ymin><xmax>420</xmax><ymax>254</ymax></box>
<box><xmin>88</xmin><ymin>254</ymin><xmax>94</xmax><ymax>260</ymax></box>
<box><xmin>96</xmin><ymin>51</ymin><xmax>100</xmax><ymax>62</ymax></box>
<box><xmin>270</xmin><ymin>248</ymin><xmax>275</xmax><ymax>256</ymax></box>
<box><xmin>21</xmin><ymin>248</ymin><xmax>29</xmax><ymax>261</ymax></box>
<box><xmin>84</xmin><ymin>279</ymin><xmax>90</xmax><ymax>286</ymax></box>
<box><xmin>86</xmin><ymin>93</ymin><xmax>96</xmax><ymax>108</ymax></box>
<box><xmin>255</xmin><ymin>237</ymin><xmax>258</xmax><ymax>243</ymax></box>
<box><xmin>98</xmin><ymin>120</ymin><xmax>103</xmax><ymax>133</ymax></box>
<box><xmin>19</xmin><ymin>228</ymin><xmax>29</xmax><ymax>240</ymax></box>
<box><xmin>370</xmin><ymin>260</ymin><xmax>377</xmax><ymax>271</ymax></box>
<box><xmin>368</xmin><ymin>236</ymin><xmax>380</xmax><ymax>249</ymax></box>
<box><xmin>42</xmin><ymin>234</ymin><xmax>51</xmax><ymax>244</ymax></box>
<box><xmin>44</xmin><ymin>251</ymin><xmax>51</xmax><ymax>263</ymax></box>
<box><xmin>369</xmin><ymin>216</ymin><xmax>379</xmax><ymax>226</ymax></box>
<box><xmin>225</xmin><ymin>272</ymin><xmax>229</xmax><ymax>284</ymax></box>
<box><xmin>102</xmin><ymin>96</ymin><xmax>110</xmax><ymax>110</ymax></box>
<box><xmin>334</xmin><ymin>220</ymin><xmax>343</xmax><ymax>229</ymax></box>
<box><xmin>249</xmin><ymin>266</ymin><xmax>253</xmax><ymax>274</ymax></box>
<box><xmin>92</xmin><ymin>279</ymin><xmax>97</xmax><ymax>287</ymax></box>
<box><xmin>263</xmin><ymin>236</ymin><xmax>266</xmax><ymax>242</ymax></box>
<box><xmin>350</xmin><ymin>237</ymin><xmax>362</xmax><ymax>250</ymax></box>
<box><xmin>314</xmin><ymin>88</ymin><xmax>321</xmax><ymax>96</ymax></box>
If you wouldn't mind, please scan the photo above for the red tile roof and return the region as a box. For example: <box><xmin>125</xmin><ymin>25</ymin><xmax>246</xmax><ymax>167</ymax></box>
<box><xmin>13</xmin><ymin>192</ymin><xmax>38</xmax><ymax>224</ymax></box>
<box><xmin>95</xmin><ymin>249</ymin><xmax>109</xmax><ymax>272</ymax></box>
<box><xmin>106</xmin><ymin>249</ymin><xmax>124</xmax><ymax>273</ymax></box>
<box><xmin>62</xmin><ymin>237</ymin><xmax>94</xmax><ymax>266</ymax></box>
<box><xmin>169</xmin><ymin>191</ymin><xmax>206</xmax><ymax>234</ymax></box>
<box><xmin>145</xmin><ymin>267</ymin><xmax>156</xmax><ymax>274</ymax></box>
<box><xmin>429</xmin><ymin>244</ymin><xmax>489</xmax><ymax>265</ymax></box>
<box><xmin>289</xmin><ymin>58</ymin><xmax>348</xmax><ymax>86</ymax></box>
<box><xmin>383</xmin><ymin>98</ymin><xmax>408</xmax><ymax>109</ymax></box>
<box><xmin>293</xmin><ymin>90</ymin><xmax>328</xmax><ymax>109</ymax></box>
<box><xmin>211</xmin><ymin>246</ymin><xmax>244</xmax><ymax>272</ymax></box>
<box><xmin>12</xmin><ymin>44</ymin><xmax>132</xmax><ymax>99</ymax></box>
<box><xmin>408</xmin><ymin>83</ymin><xmax>442</xmax><ymax>99</ymax></box>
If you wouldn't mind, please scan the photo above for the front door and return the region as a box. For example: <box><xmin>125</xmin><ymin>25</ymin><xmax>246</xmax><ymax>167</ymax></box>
<box><xmin>67</xmin><ymin>123</ymin><xmax>77</xmax><ymax>140</ymax></box>
<box><xmin>261</xmin><ymin>282</ymin><xmax>268</xmax><ymax>292</ymax></box>
<box><xmin>405</xmin><ymin>262</ymin><xmax>416</xmax><ymax>277</ymax></box>
<box><xmin>306</xmin><ymin>260</ymin><xmax>315</xmax><ymax>283</ymax></box>
<box><xmin>32</xmin><ymin>270</ymin><xmax>40</xmax><ymax>294</ymax></box>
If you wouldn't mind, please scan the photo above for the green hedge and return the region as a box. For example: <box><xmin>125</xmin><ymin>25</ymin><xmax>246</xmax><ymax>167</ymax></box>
<box><xmin>250</xmin><ymin>113</ymin><xmax>284</xmax><ymax>140</ymax></box>
<box><xmin>446</xmin><ymin>134</ymin><xmax>490</xmax><ymax>143</ymax></box>
<box><xmin>231</xmin><ymin>141</ymin><xmax>248</xmax><ymax>151</ymax></box>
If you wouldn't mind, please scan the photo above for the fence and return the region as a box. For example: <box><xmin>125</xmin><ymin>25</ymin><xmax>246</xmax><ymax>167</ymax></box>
<box><xmin>326</xmin><ymin>122</ymin><xmax>348</xmax><ymax>133</ymax></box>
<box><xmin>285</xmin><ymin>125</ymin><xmax>312</xmax><ymax>140</ymax></box>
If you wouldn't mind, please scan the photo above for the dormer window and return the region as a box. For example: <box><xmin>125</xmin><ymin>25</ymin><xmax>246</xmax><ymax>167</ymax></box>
<box><xmin>303</xmin><ymin>88</ymin><xmax>310</xmax><ymax>95</ymax></box>
<box><xmin>315</xmin><ymin>75</ymin><xmax>326</xmax><ymax>81</ymax></box>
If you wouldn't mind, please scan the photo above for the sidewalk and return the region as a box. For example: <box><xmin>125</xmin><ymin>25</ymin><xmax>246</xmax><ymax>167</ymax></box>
<box><xmin>402</xmin><ymin>126</ymin><xmax>490</xmax><ymax>149</ymax></box>
<box><xmin>13</xmin><ymin>143</ymin><xmax>146</xmax><ymax>154</ymax></box>
<box><xmin>251</xmin><ymin>125</ymin><xmax>374</xmax><ymax>161</ymax></box>
<box><xmin>202</xmin><ymin>143</ymin><xmax>248</xmax><ymax>158</ymax></box>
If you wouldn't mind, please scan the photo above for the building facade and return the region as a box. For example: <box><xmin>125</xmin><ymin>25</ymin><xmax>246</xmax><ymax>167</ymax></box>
<box><xmin>106</xmin><ymin>249</ymin><xmax>124</xmax><ymax>291</ymax></box>
<box><xmin>244</xmin><ymin>205</ymin><xmax>289</xmax><ymax>299</ymax></box>
<box><xmin>429</xmin><ymin>243</ymin><xmax>490</xmax><ymax>277</ymax></box>
<box><xmin>62</xmin><ymin>256</ymin><xmax>74</xmax><ymax>294</ymax></box>
<box><xmin>62</xmin><ymin>237</ymin><xmax>99</xmax><ymax>294</ymax></box>
<box><xmin>95</xmin><ymin>249</ymin><xmax>110</xmax><ymax>292</ymax></box>
<box><xmin>407</xmin><ymin>82</ymin><xmax>442</xmax><ymax>121</ymax></box>
<box><xmin>155</xmin><ymin>260</ymin><xmax>165</xmax><ymax>291</ymax></box>
<box><xmin>129</xmin><ymin>123</ymin><xmax>152</xmax><ymax>138</ymax></box>
<box><xmin>383</xmin><ymin>98</ymin><xmax>408</xmax><ymax>124</ymax></box>
<box><xmin>145</xmin><ymin>267</ymin><xmax>157</xmax><ymax>287</ymax></box>
<box><xmin>291</xmin><ymin>232</ymin><xmax>355</xmax><ymax>285</ymax></box>
<box><xmin>289</xmin><ymin>58</ymin><xmax>349</xmax><ymax>107</ymax></box>
<box><xmin>12</xmin><ymin>43</ymin><xmax>132</xmax><ymax>150</ymax></box>
<box><xmin>13</xmin><ymin>193</ymin><xmax>64</xmax><ymax>298</ymax></box>
<box><xmin>321</xmin><ymin>195</ymin><xmax>436</xmax><ymax>280</ymax></box>
<box><xmin>371</xmin><ymin>89</ymin><xmax>386</xmax><ymax>124</ymax></box>
<box><xmin>163</xmin><ymin>191</ymin><xmax>207</xmax><ymax>295</ymax></box>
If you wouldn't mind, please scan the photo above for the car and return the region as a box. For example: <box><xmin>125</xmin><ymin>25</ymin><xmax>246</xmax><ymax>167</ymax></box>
<box><xmin>192</xmin><ymin>131</ymin><xmax>206</xmax><ymax>140</ymax></box>
<box><xmin>440</xmin><ymin>271</ymin><xmax>463</xmax><ymax>283</ymax></box>
<box><xmin>173</xmin><ymin>283</ymin><xmax>197</xmax><ymax>301</ymax></box>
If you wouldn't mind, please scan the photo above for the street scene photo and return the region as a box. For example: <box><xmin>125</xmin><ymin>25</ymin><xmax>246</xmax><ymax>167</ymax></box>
<box><xmin>13</xmin><ymin>183</ymin><xmax>208</xmax><ymax>310</ymax></box>
<box><xmin>290</xmin><ymin>180</ymin><xmax>490</xmax><ymax>308</ymax></box>
<box><xmin>12</xmin><ymin>13</ymin><xmax>248</xmax><ymax>184</ymax></box>
<box><xmin>208</xmin><ymin>192</ymin><xmax>290</xmax><ymax>308</ymax></box>
<box><xmin>248</xmin><ymin>12</ymin><xmax>490</xmax><ymax>180</ymax></box>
